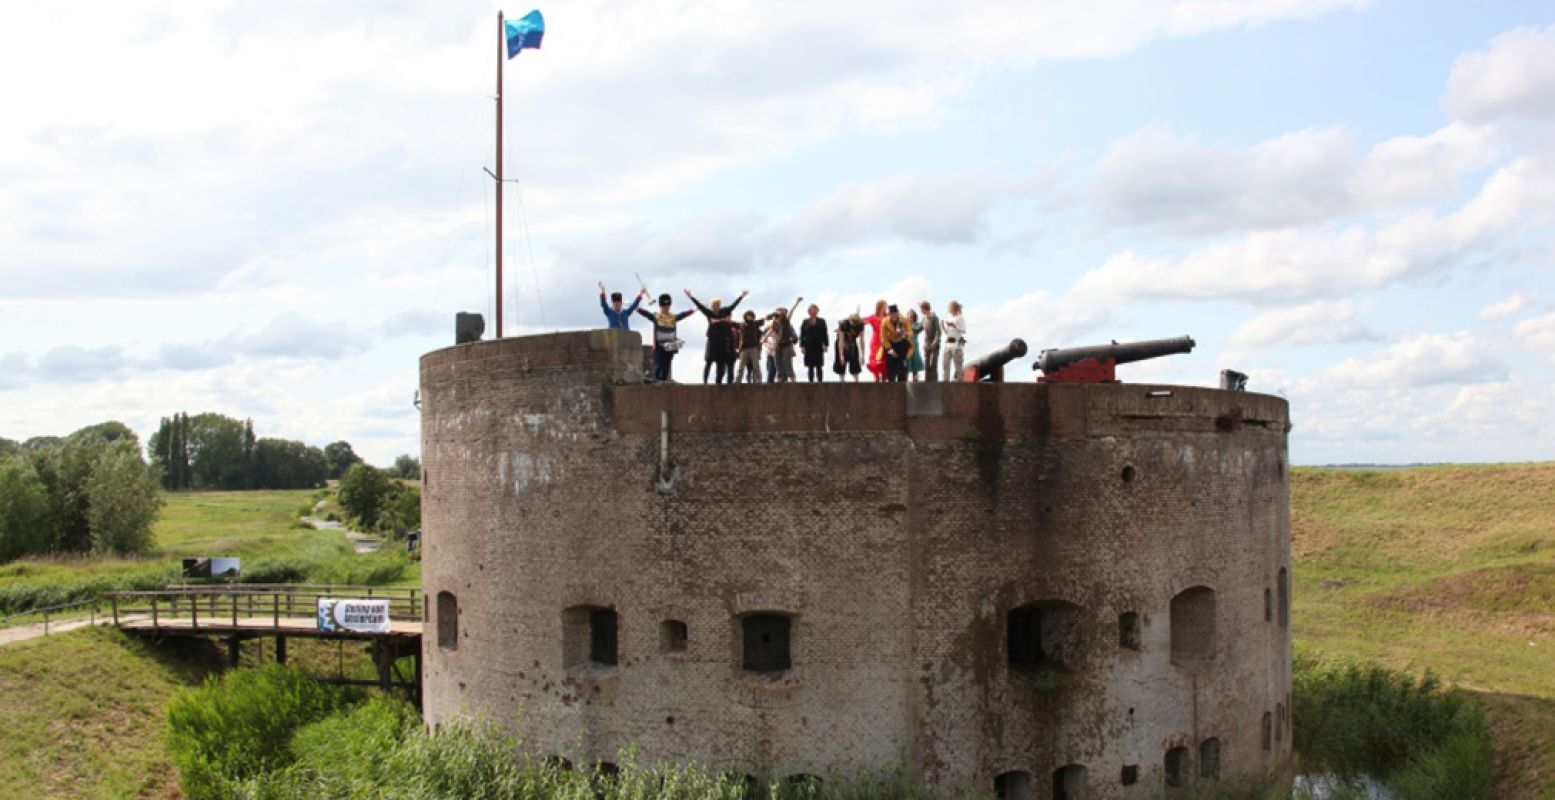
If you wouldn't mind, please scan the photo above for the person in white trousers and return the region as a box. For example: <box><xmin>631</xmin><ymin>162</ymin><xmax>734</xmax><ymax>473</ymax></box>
<box><xmin>941</xmin><ymin>301</ymin><xmax>966</xmax><ymax>381</ymax></box>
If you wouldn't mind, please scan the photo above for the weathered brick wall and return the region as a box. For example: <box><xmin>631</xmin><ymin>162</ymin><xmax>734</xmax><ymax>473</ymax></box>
<box><xmin>420</xmin><ymin>331</ymin><xmax>1292</xmax><ymax>799</ymax></box>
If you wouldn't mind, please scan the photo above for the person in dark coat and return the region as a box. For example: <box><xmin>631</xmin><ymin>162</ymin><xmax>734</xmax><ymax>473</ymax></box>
<box><xmin>685</xmin><ymin>289</ymin><xmax>748</xmax><ymax>384</ymax></box>
<box><xmin>799</xmin><ymin>304</ymin><xmax>829</xmax><ymax>383</ymax></box>
<box><xmin>636</xmin><ymin>293</ymin><xmax>695</xmax><ymax>381</ymax></box>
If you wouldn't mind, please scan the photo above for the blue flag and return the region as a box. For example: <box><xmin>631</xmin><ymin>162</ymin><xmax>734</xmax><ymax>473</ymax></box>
<box><xmin>505</xmin><ymin>10</ymin><xmax>544</xmax><ymax>58</ymax></box>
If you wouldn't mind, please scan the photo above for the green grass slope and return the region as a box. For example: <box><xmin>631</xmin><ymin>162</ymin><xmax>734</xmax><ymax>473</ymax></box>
<box><xmin>1292</xmin><ymin>464</ymin><xmax>1555</xmax><ymax>799</ymax></box>
<box><xmin>0</xmin><ymin>627</ymin><xmax>216</xmax><ymax>799</ymax></box>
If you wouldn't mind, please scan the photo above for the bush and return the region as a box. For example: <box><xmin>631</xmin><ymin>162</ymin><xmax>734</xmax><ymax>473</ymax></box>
<box><xmin>165</xmin><ymin>664</ymin><xmax>363</xmax><ymax>799</ymax></box>
<box><xmin>231</xmin><ymin>697</ymin><xmax>926</xmax><ymax>800</ymax></box>
<box><xmin>1293</xmin><ymin>651</ymin><xmax>1494</xmax><ymax>799</ymax></box>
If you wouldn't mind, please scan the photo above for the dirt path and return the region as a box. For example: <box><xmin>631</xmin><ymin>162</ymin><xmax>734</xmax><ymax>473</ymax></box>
<box><xmin>0</xmin><ymin>611</ymin><xmax>152</xmax><ymax>647</ymax></box>
<box><xmin>0</xmin><ymin>617</ymin><xmax>106</xmax><ymax>646</ymax></box>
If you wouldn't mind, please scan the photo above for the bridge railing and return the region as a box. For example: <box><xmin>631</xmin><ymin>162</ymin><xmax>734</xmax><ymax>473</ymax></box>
<box><xmin>104</xmin><ymin>586</ymin><xmax>422</xmax><ymax>632</ymax></box>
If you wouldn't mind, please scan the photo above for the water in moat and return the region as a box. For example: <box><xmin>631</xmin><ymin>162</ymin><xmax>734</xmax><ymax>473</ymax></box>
<box><xmin>1295</xmin><ymin>773</ymin><xmax>1398</xmax><ymax>799</ymax></box>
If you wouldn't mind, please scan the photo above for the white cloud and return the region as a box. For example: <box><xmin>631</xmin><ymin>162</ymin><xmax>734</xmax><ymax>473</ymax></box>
<box><xmin>1075</xmin><ymin>155</ymin><xmax>1555</xmax><ymax>305</ymax></box>
<box><xmin>1324</xmin><ymin>332</ymin><xmax>1509</xmax><ymax>389</ymax></box>
<box><xmin>1513</xmin><ymin>313</ymin><xmax>1555</xmax><ymax>366</ymax></box>
<box><xmin>1478</xmin><ymin>291</ymin><xmax>1537</xmax><ymax>321</ymax></box>
<box><xmin>1229</xmin><ymin>300</ymin><xmax>1379</xmax><ymax>347</ymax></box>
<box><xmin>1091</xmin><ymin>123</ymin><xmax>1496</xmax><ymax>237</ymax></box>
<box><xmin>1444</xmin><ymin>25</ymin><xmax>1555</xmax><ymax>123</ymax></box>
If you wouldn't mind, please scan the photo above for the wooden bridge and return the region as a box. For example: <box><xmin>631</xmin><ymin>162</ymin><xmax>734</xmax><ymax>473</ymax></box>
<box><xmin>105</xmin><ymin>584</ymin><xmax>423</xmax><ymax>702</ymax></box>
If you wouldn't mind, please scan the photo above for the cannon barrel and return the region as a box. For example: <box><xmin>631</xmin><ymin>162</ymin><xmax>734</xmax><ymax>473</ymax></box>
<box><xmin>1033</xmin><ymin>336</ymin><xmax>1195</xmax><ymax>374</ymax></box>
<box><xmin>965</xmin><ymin>338</ymin><xmax>1028</xmax><ymax>382</ymax></box>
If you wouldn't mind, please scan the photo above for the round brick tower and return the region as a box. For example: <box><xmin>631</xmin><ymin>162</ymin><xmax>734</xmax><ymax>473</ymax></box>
<box><xmin>418</xmin><ymin>329</ymin><xmax>1293</xmax><ymax>799</ymax></box>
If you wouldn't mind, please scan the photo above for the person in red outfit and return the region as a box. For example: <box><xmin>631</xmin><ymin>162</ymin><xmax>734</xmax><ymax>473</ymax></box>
<box><xmin>862</xmin><ymin>299</ymin><xmax>888</xmax><ymax>382</ymax></box>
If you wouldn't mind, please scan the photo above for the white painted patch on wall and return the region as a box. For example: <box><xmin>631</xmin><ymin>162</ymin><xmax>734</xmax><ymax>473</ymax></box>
<box><xmin>496</xmin><ymin>451</ymin><xmax>556</xmax><ymax>495</ymax></box>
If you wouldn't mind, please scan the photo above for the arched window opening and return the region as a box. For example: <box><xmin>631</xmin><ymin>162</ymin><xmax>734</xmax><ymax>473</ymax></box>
<box><xmin>563</xmin><ymin>605</ymin><xmax>618</xmax><ymax>668</ymax></box>
<box><xmin>1120</xmin><ymin>765</ymin><xmax>1138</xmax><ymax>786</ymax></box>
<box><xmin>1264</xmin><ymin>588</ymin><xmax>1272</xmax><ymax>622</ymax></box>
<box><xmin>1276</xmin><ymin>703</ymin><xmax>1285</xmax><ymax>744</ymax></box>
<box><xmin>1118</xmin><ymin>611</ymin><xmax>1141</xmax><ymax>651</ymax></box>
<box><xmin>1007</xmin><ymin>599</ymin><xmax>1084</xmax><ymax>673</ymax></box>
<box><xmin>742</xmin><ymin>613</ymin><xmax>792</xmax><ymax>672</ymax></box>
<box><xmin>1277</xmin><ymin>568</ymin><xmax>1290</xmax><ymax>629</ymax></box>
<box><xmin>1261</xmin><ymin>712</ymin><xmax>1273</xmax><ymax>751</ymax></box>
<box><xmin>1199</xmin><ymin>738</ymin><xmax>1221</xmax><ymax>779</ymax></box>
<box><xmin>1052</xmin><ymin>764</ymin><xmax>1087</xmax><ymax>800</ymax></box>
<box><xmin>1169</xmin><ymin>586</ymin><xmax>1217</xmax><ymax>665</ymax></box>
<box><xmin>436</xmin><ymin>591</ymin><xmax>458</xmax><ymax>651</ymax></box>
<box><xmin>995</xmin><ymin>770</ymin><xmax>1033</xmax><ymax>800</ymax></box>
<box><xmin>660</xmin><ymin>619</ymin><xmax>688</xmax><ymax>653</ymax></box>
<box><xmin>1164</xmin><ymin>747</ymin><xmax>1189</xmax><ymax>788</ymax></box>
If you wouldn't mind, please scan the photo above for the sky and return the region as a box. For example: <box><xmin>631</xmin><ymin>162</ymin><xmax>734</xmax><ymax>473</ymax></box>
<box><xmin>2</xmin><ymin>0</ymin><xmax>1554</xmax><ymax>466</ymax></box>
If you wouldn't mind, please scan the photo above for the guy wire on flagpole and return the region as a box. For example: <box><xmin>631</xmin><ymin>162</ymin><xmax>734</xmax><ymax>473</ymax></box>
<box><xmin>495</xmin><ymin>11</ymin><xmax>504</xmax><ymax>339</ymax></box>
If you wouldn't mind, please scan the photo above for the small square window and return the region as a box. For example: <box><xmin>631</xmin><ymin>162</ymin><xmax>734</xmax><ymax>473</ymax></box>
<box><xmin>742</xmin><ymin>614</ymin><xmax>791</xmax><ymax>672</ymax></box>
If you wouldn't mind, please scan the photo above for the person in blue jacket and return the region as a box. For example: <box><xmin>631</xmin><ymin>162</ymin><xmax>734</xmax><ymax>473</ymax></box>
<box><xmin>599</xmin><ymin>280</ymin><xmax>645</xmax><ymax>330</ymax></box>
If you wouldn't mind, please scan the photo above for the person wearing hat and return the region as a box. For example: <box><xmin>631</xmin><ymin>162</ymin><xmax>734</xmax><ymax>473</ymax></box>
<box><xmin>598</xmin><ymin>281</ymin><xmax>645</xmax><ymax>330</ymax></box>
<box><xmin>736</xmin><ymin>309</ymin><xmax>765</xmax><ymax>384</ymax></box>
<box><xmin>685</xmin><ymin>288</ymin><xmax>749</xmax><ymax>384</ymax></box>
<box><xmin>635</xmin><ymin>292</ymin><xmax>695</xmax><ymax>381</ymax></box>
<box><xmin>878</xmin><ymin>304</ymin><xmax>915</xmax><ymax>382</ymax></box>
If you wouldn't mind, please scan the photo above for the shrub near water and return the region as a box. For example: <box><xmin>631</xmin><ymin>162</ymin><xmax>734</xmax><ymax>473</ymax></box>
<box><xmin>1293</xmin><ymin>652</ymin><xmax>1494</xmax><ymax>799</ymax></box>
<box><xmin>165</xmin><ymin>664</ymin><xmax>362</xmax><ymax>799</ymax></box>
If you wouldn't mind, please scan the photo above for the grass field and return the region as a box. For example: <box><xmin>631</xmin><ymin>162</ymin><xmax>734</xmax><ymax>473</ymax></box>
<box><xmin>1291</xmin><ymin>464</ymin><xmax>1555</xmax><ymax>798</ymax></box>
<box><xmin>0</xmin><ymin>491</ymin><xmax>415</xmax><ymax>616</ymax></box>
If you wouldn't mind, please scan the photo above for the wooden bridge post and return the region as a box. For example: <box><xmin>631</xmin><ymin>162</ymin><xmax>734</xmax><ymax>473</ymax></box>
<box><xmin>152</xmin><ymin>597</ymin><xmax>159</xmax><ymax>631</ymax></box>
<box><xmin>275</xmin><ymin>635</ymin><xmax>287</xmax><ymax>665</ymax></box>
<box><xmin>191</xmin><ymin>595</ymin><xmax>199</xmax><ymax>629</ymax></box>
<box><xmin>111</xmin><ymin>595</ymin><xmax>118</xmax><ymax>627</ymax></box>
<box><xmin>226</xmin><ymin>637</ymin><xmax>241</xmax><ymax>669</ymax></box>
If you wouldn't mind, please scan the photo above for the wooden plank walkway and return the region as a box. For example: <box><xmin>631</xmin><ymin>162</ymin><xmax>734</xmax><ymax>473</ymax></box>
<box><xmin>116</xmin><ymin>615</ymin><xmax>421</xmax><ymax>638</ymax></box>
<box><xmin>104</xmin><ymin>585</ymin><xmax>425</xmax><ymax>702</ymax></box>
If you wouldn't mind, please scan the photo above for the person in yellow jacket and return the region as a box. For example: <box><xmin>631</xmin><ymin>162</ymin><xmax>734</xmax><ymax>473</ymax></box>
<box><xmin>878</xmin><ymin>304</ymin><xmax>915</xmax><ymax>383</ymax></box>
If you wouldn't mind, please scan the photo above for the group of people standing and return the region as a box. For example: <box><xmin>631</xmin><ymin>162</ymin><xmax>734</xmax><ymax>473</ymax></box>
<box><xmin>599</xmin><ymin>283</ymin><xmax>968</xmax><ymax>384</ymax></box>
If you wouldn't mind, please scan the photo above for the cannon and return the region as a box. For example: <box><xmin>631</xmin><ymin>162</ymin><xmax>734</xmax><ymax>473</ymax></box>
<box><xmin>962</xmin><ymin>339</ymin><xmax>1028</xmax><ymax>383</ymax></box>
<box><xmin>1032</xmin><ymin>336</ymin><xmax>1195</xmax><ymax>383</ymax></box>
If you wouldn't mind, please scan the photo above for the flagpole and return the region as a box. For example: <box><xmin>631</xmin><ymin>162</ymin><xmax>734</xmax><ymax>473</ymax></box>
<box><xmin>495</xmin><ymin>11</ymin><xmax>505</xmax><ymax>339</ymax></box>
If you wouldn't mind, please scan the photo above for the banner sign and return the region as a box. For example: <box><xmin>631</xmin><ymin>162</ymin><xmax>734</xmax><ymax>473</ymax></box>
<box><xmin>317</xmin><ymin>598</ymin><xmax>391</xmax><ymax>633</ymax></box>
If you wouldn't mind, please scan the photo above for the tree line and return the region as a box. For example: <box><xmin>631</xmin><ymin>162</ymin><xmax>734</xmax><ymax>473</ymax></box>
<box><xmin>148</xmin><ymin>412</ymin><xmax>420</xmax><ymax>492</ymax></box>
<box><xmin>0</xmin><ymin>423</ymin><xmax>162</xmax><ymax>560</ymax></box>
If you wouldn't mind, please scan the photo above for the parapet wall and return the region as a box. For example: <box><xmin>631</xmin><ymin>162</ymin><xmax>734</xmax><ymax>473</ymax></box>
<box><xmin>419</xmin><ymin>330</ymin><xmax>1293</xmax><ymax>799</ymax></box>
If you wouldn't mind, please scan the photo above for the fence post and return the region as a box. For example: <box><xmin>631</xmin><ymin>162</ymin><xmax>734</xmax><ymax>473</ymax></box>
<box><xmin>111</xmin><ymin>595</ymin><xmax>119</xmax><ymax>627</ymax></box>
<box><xmin>191</xmin><ymin>594</ymin><xmax>198</xmax><ymax>629</ymax></box>
<box><xmin>43</xmin><ymin>608</ymin><xmax>49</xmax><ymax>636</ymax></box>
<box><xmin>273</xmin><ymin>593</ymin><xmax>280</xmax><ymax>628</ymax></box>
<box><xmin>152</xmin><ymin>597</ymin><xmax>159</xmax><ymax>631</ymax></box>
<box><xmin>232</xmin><ymin>594</ymin><xmax>238</xmax><ymax>627</ymax></box>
